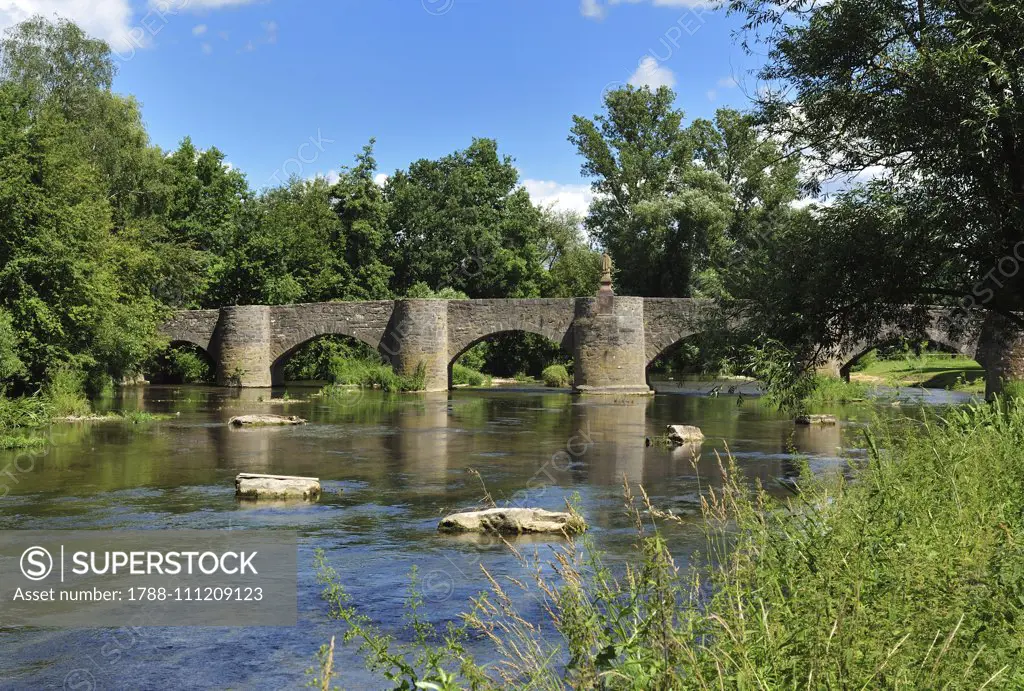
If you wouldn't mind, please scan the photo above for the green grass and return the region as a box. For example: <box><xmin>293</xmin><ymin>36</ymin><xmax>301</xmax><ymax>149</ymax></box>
<box><xmin>804</xmin><ymin>374</ymin><xmax>871</xmax><ymax>406</ymax></box>
<box><xmin>0</xmin><ymin>434</ymin><xmax>48</xmax><ymax>450</ymax></box>
<box><xmin>852</xmin><ymin>349</ymin><xmax>985</xmax><ymax>392</ymax></box>
<box><xmin>321</xmin><ymin>356</ymin><xmax>428</xmax><ymax>394</ymax></box>
<box><xmin>452</xmin><ymin>363</ymin><xmax>492</xmax><ymax>388</ymax></box>
<box><xmin>310</xmin><ymin>400</ymin><xmax>1024</xmax><ymax>688</ymax></box>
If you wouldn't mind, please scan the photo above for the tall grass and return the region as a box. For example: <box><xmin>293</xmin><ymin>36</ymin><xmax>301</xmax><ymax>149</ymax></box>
<box><xmin>311</xmin><ymin>400</ymin><xmax>1024</xmax><ymax>688</ymax></box>
<box><xmin>321</xmin><ymin>359</ymin><xmax>428</xmax><ymax>394</ymax></box>
<box><xmin>452</xmin><ymin>363</ymin><xmax>492</xmax><ymax>388</ymax></box>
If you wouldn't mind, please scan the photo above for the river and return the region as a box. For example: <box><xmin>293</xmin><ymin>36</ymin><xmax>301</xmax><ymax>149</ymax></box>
<box><xmin>0</xmin><ymin>381</ymin><xmax>975</xmax><ymax>689</ymax></box>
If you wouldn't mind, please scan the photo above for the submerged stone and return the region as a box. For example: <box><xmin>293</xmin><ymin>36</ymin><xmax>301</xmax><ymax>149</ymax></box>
<box><xmin>666</xmin><ymin>424</ymin><xmax>704</xmax><ymax>444</ymax></box>
<box><xmin>795</xmin><ymin>415</ymin><xmax>838</xmax><ymax>426</ymax></box>
<box><xmin>437</xmin><ymin>507</ymin><xmax>586</xmax><ymax>536</ymax></box>
<box><xmin>235</xmin><ymin>473</ymin><xmax>320</xmax><ymax>501</ymax></box>
<box><xmin>228</xmin><ymin>414</ymin><xmax>306</xmax><ymax>427</ymax></box>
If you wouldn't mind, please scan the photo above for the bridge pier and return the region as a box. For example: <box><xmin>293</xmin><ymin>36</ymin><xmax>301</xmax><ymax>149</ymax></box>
<box><xmin>572</xmin><ymin>296</ymin><xmax>652</xmax><ymax>395</ymax></box>
<box><xmin>212</xmin><ymin>306</ymin><xmax>273</xmax><ymax>387</ymax></box>
<box><xmin>383</xmin><ymin>299</ymin><xmax>450</xmax><ymax>392</ymax></box>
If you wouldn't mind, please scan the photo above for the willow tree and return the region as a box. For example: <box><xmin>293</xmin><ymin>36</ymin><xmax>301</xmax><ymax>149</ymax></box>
<box><xmin>729</xmin><ymin>0</ymin><xmax>1024</xmax><ymax>390</ymax></box>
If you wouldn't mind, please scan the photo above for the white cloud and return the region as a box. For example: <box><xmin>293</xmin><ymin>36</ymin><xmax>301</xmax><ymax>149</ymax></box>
<box><xmin>582</xmin><ymin>0</ymin><xmax>714</xmax><ymax>20</ymax></box>
<box><xmin>0</xmin><ymin>0</ymin><xmax>137</xmax><ymax>51</ymax></box>
<box><xmin>262</xmin><ymin>19</ymin><xmax>276</xmax><ymax>43</ymax></box>
<box><xmin>580</xmin><ymin>0</ymin><xmax>605</xmax><ymax>19</ymax></box>
<box><xmin>706</xmin><ymin>89</ymin><xmax>717</xmax><ymax>101</ymax></box>
<box><xmin>319</xmin><ymin>171</ymin><xmax>388</xmax><ymax>187</ymax></box>
<box><xmin>522</xmin><ymin>179</ymin><xmax>595</xmax><ymax>217</ymax></box>
<box><xmin>717</xmin><ymin>75</ymin><xmax>738</xmax><ymax>88</ymax></box>
<box><xmin>150</xmin><ymin>0</ymin><xmax>261</xmax><ymax>10</ymax></box>
<box><xmin>192</xmin><ymin>23</ymin><xmax>207</xmax><ymax>36</ymax></box>
<box><xmin>201</xmin><ymin>41</ymin><xmax>212</xmax><ymax>55</ymax></box>
<box><xmin>628</xmin><ymin>56</ymin><xmax>675</xmax><ymax>89</ymax></box>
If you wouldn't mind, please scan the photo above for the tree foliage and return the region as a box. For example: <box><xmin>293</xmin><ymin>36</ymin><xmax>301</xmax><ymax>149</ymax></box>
<box><xmin>727</xmin><ymin>0</ymin><xmax>1024</xmax><ymax>354</ymax></box>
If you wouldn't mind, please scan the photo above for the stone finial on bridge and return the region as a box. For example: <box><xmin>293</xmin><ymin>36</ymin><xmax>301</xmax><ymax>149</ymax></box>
<box><xmin>598</xmin><ymin>253</ymin><xmax>614</xmax><ymax>297</ymax></box>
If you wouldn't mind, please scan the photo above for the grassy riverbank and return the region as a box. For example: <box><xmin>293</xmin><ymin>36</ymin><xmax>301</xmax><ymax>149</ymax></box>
<box><xmin>851</xmin><ymin>350</ymin><xmax>985</xmax><ymax>393</ymax></box>
<box><xmin>311</xmin><ymin>399</ymin><xmax>1024</xmax><ymax>688</ymax></box>
<box><xmin>0</xmin><ymin>369</ymin><xmax>170</xmax><ymax>448</ymax></box>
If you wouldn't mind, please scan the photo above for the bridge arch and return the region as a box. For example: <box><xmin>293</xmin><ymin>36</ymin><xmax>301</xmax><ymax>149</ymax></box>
<box><xmin>445</xmin><ymin>299</ymin><xmax>576</xmax><ymax>363</ymax></box>
<box><xmin>149</xmin><ymin>340</ymin><xmax>217</xmax><ymax>384</ymax></box>
<box><xmin>447</xmin><ymin>328</ymin><xmax>573</xmax><ymax>387</ymax></box>
<box><xmin>270</xmin><ymin>331</ymin><xmax>393</xmax><ymax>386</ymax></box>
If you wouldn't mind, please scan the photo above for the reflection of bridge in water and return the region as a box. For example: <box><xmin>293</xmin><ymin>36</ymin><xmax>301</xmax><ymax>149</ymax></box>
<box><xmin>172</xmin><ymin>391</ymin><xmax>849</xmax><ymax>499</ymax></box>
<box><xmin>161</xmin><ymin>298</ymin><xmax>988</xmax><ymax>394</ymax></box>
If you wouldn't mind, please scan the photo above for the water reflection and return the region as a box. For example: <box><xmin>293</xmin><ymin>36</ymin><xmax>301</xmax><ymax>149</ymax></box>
<box><xmin>0</xmin><ymin>385</ymin><xmax>927</xmax><ymax>688</ymax></box>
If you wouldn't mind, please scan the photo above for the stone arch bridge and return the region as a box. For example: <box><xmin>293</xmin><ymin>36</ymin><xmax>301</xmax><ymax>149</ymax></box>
<box><xmin>161</xmin><ymin>298</ymin><xmax>978</xmax><ymax>393</ymax></box>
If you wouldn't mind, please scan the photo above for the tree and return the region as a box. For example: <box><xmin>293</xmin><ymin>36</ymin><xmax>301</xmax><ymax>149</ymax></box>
<box><xmin>157</xmin><ymin>138</ymin><xmax>250</xmax><ymax>308</ymax></box>
<box><xmin>0</xmin><ymin>16</ymin><xmax>113</xmax><ymax>121</ymax></box>
<box><xmin>211</xmin><ymin>177</ymin><xmax>349</xmax><ymax>306</ymax></box>
<box><xmin>0</xmin><ymin>82</ymin><xmax>162</xmax><ymax>390</ymax></box>
<box><xmin>331</xmin><ymin>140</ymin><xmax>393</xmax><ymax>300</ymax></box>
<box><xmin>537</xmin><ymin>208</ymin><xmax>602</xmax><ymax>298</ymax></box>
<box><xmin>569</xmin><ymin>86</ymin><xmax>733</xmax><ymax>297</ymax></box>
<box><xmin>688</xmin><ymin>108</ymin><xmax>803</xmax><ymax>300</ymax></box>
<box><xmin>386</xmin><ymin>138</ymin><xmax>547</xmax><ymax>298</ymax></box>
<box><xmin>728</xmin><ymin>0</ymin><xmax>1024</xmax><ymax>380</ymax></box>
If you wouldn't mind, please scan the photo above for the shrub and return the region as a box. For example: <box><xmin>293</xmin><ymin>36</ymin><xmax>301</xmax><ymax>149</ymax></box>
<box><xmin>452</xmin><ymin>363</ymin><xmax>491</xmax><ymax>387</ymax></box>
<box><xmin>541</xmin><ymin>364</ymin><xmax>570</xmax><ymax>388</ymax></box>
<box><xmin>43</xmin><ymin>367</ymin><xmax>91</xmax><ymax>418</ymax></box>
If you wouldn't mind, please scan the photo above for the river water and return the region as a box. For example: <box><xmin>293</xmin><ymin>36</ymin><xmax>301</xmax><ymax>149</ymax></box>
<box><xmin>0</xmin><ymin>381</ymin><xmax>974</xmax><ymax>689</ymax></box>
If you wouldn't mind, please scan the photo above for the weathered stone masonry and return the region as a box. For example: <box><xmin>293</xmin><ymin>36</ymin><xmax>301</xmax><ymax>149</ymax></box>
<box><xmin>161</xmin><ymin>298</ymin><xmax>987</xmax><ymax>394</ymax></box>
<box><xmin>161</xmin><ymin>297</ymin><xmax>717</xmax><ymax>393</ymax></box>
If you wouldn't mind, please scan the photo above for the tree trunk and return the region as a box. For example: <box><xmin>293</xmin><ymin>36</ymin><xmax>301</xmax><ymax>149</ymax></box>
<box><xmin>976</xmin><ymin>312</ymin><xmax>1024</xmax><ymax>399</ymax></box>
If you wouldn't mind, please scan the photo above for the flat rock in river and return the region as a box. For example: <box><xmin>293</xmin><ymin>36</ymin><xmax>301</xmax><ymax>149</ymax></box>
<box><xmin>228</xmin><ymin>414</ymin><xmax>306</xmax><ymax>427</ymax></box>
<box><xmin>235</xmin><ymin>473</ymin><xmax>321</xmax><ymax>501</ymax></box>
<box><xmin>667</xmin><ymin>424</ymin><xmax>705</xmax><ymax>444</ymax></box>
<box><xmin>437</xmin><ymin>507</ymin><xmax>586</xmax><ymax>536</ymax></box>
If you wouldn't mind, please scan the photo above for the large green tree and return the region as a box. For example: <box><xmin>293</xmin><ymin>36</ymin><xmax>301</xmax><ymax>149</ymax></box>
<box><xmin>386</xmin><ymin>138</ymin><xmax>548</xmax><ymax>298</ymax></box>
<box><xmin>331</xmin><ymin>140</ymin><xmax>393</xmax><ymax>299</ymax></box>
<box><xmin>570</xmin><ymin>86</ymin><xmax>733</xmax><ymax>297</ymax></box>
<box><xmin>728</xmin><ymin>0</ymin><xmax>1024</xmax><ymax>370</ymax></box>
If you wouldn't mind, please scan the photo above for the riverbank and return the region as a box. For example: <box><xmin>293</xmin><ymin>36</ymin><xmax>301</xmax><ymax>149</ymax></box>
<box><xmin>311</xmin><ymin>398</ymin><xmax>1024</xmax><ymax>688</ymax></box>
<box><xmin>851</xmin><ymin>351</ymin><xmax>985</xmax><ymax>393</ymax></box>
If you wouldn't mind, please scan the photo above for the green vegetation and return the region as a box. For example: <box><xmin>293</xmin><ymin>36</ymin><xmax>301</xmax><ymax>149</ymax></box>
<box><xmin>451</xmin><ymin>364</ymin><xmax>492</xmax><ymax>388</ymax></box>
<box><xmin>319</xmin><ymin>362</ymin><xmax>427</xmax><ymax>395</ymax></box>
<box><xmin>540</xmin><ymin>364</ymin><xmax>570</xmax><ymax>388</ymax></box>
<box><xmin>311</xmin><ymin>401</ymin><xmax>1024</xmax><ymax>688</ymax></box>
<box><xmin>721</xmin><ymin>0</ymin><xmax>1024</xmax><ymax>380</ymax></box>
<box><xmin>852</xmin><ymin>348</ymin><xmax>986</xmax><ymax>393</ymax></box>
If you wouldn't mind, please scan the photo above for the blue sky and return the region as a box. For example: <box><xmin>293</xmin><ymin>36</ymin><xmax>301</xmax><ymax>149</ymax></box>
<box><xmin>1</xmin><ymin>0</ymin><xmax>760</xmax><ymax>213</ymax></box>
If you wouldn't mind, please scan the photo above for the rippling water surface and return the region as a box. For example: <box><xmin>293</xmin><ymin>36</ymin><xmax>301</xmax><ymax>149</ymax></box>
<box><xmin>0</xmin><ymin>381</ymin><xmax>971</xmax><ymax>689</ymax></box>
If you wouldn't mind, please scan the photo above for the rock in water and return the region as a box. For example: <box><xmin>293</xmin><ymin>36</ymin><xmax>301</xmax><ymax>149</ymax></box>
<box><xmin>228</xmin><ymin>414</ymin><xmax>306</xmax><ymax>427</ymax></box>
<box><xmin>438</xmin><ymin>508</ymin><xmax>586</xmax><ymax>535</ymax></box>
<box><xmin>666</xmin><ymin>425</ymin><xmax>704</xmax><ymax>445</ymax></box>
<box><xmin>795</xmin><ymin>414</ymin><xmax>838</xmax><ymax>426</ymax></box>
<box><xmin>235</xmin><ymin>473</ymin><xmax>321</xmax><ymax>500</ymax></box>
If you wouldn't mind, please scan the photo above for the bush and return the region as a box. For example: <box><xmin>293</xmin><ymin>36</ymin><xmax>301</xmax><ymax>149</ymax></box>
<box><xmin>43</xmin><ymin>367</ymin><xmax>91</xmax><ymax>418</ymax></box>
<box><xmin>452</xmin><ymin>363</ymin><xmax>491</xmax><ymax>387</ymax></box>
<box><xmin>321</xmin><ymin>361</ymin><xmax>427</xmax><ymax>396</ymax></box>
<box><xmin>803</xmin><ymin>375</ymin><xmax>870</xmax><ymax>405</ymax></box>
<box><xmin>541</xmin><ymin>364</ymin><xmax>570</xmax><ymax>388</ymax></box>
